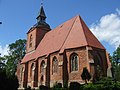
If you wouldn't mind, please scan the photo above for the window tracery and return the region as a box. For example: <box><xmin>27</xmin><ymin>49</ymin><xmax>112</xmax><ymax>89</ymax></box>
<box><xmin>70</xmin><ymin>53</ymin><xmax>79</xmax><ymax>72</ymax></box>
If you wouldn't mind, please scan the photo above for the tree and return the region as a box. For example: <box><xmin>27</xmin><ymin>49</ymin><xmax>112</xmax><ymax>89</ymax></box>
<box><xmin>5</xmin><ymin>39</ymin><xmax>26</xmax><ymax>76</ymax></box>
<box><xmin>0</xmin><ymin>54</ymin><xmax>7</xmax><ymax>89</ymax></box>
<box><xmin>0</xmin><ymin>54</ymin><xmax>19</xmax><ymax>90</ymax></box>
<box><xmin>81</xmin><ymin>67</ymin><xmax>91</xmax><ymax>84</ymax></box>
<box><xmin>111</xmin><ymin>45</ymin><xmax>120</xmax><ymax>81</ymax></box>
<box><xmin>114</xmin><ymin>65</ymin><xmax>120</xmax><ymax>81</ymax></box>
<box><xmin>0</xmin><ymin>56</ymin><xmax>6</xmax><ymax>69</ymax></box>
<box><xmin>0</xmin><ymin>39</ymin><xmax>25</xmax><ymax>90</ymax></box>
<box><xmin>112</xmin><ymin>45</ymin><xmax>120</xmax><ymax>64</ymax></box>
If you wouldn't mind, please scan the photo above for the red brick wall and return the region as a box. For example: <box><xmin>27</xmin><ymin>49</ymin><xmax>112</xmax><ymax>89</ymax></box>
<box><xmin>26</xmin><ymin>27</ymin><xmax>50</xmax><ymax>54</ymax></box>
<box><xmin>27</xmin><ymin>61</ymin><xmax>34</xmax><ymax>84</ymax></box>
<box><xmin>26</xmin><ymin>29</ymin><xmax>36</xmax><ymax>53</ymax></box>
<box><xmin>37</xmin><ymin>56</ymin><xmax>47</xmax><ymax>86</ymax></box>
<box><xmin>65</xmin><ymin>47</ymin><xmax>88</xmax><ymax>83</ymax></box>
<box><xmin>49</xmin><ymin>47</ymin><xmax>89</xmax><ymax>86</ymax></box>
<box><xmin>18</xmin><ymin>47</ymin><xmax>108</xmax><ymax>88</ymax></box>
<box><xmin>36</xmin><ymin>27</ymin><xmax>50</xmax><ymax>48</ymax></box>
<box><xmin>50</xmin><ymin>52</ymin><xmax>63</xmax><ymax>86</ymax></box>
<box><xmin>88</xmin><ymin>47</ymin><xmax>108</xmax><ymax>79</ymax></box>
<box><xmin>20</xmin><ymin>63</ymin><xmax>28</xmax><ymax>88</ymax></box>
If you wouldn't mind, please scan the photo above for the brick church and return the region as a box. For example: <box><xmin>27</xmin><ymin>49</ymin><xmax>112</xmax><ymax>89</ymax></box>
<box><xmin>17</xmin><ymin>5</ymin><xmax>108</xmax><ymax>89</ymax></box>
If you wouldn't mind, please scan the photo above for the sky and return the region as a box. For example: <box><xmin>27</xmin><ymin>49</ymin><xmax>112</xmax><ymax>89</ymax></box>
<box><xmin>0</xmin><ymin>0</ymin><xmax>120</xmax><ymax>56</ymax></box>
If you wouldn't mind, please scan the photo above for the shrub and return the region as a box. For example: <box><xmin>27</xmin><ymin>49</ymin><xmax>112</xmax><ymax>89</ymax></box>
<box><xmin>96</xmin><ymin>77</ymin><xmax>114</xmax><ymax>90</ymax></box>
<box><xmin>96</xmin><ymin>77</ymin><xmax>113</xmax><ymax>84</ymax></box>
<box><xmin>69</xmin><ymin>82</ymin><xmax>81</xmax><ymax>90</ymax></box>
<box><xmin>82</xmin><ymin>84</ymin><xmax>98</xmax><ymax>90</ymax></box>
<box><xmin>63</xmin><ymin>82</ymin><xmax>68</xmax><ymax>88</ymax></box>
<box><xmin>113</xmin><ymin>82</ymin><xmax>120</xmax><ymax>90</ymax></box>
<box><xmin>25</xmin><ymin>86</ymin><xmax>31</xmax><ymax>90</ymax></box>
<box><xmin>52</xmin><ymin>82</ymin><xmax>64</xmax><ymax>90</ymax></box>
<box><xmin>81</xmin><ymin>67</ymin><xmax>91</xmax><ymax>84</ymax></box>
<box><xmin>39</xmin><ymin>85</ymin><xmax>49</xmax><ymax>90</ymax></box>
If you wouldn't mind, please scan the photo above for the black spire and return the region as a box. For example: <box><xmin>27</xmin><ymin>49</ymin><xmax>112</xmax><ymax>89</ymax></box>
<box><xmin>34</xmin><ymin>5</ymin><xmax>50</xmax><ymax>28</ymax></box>
<box><xmin>36</xmin><ymin>6</ymin><xmax>46</xmax><ymax>23</ymax></box>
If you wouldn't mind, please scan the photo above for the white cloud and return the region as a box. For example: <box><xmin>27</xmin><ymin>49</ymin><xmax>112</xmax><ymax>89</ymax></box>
<box><xmin>90</xmin><ymin>8</ymin><xmax>120</xmax><ymax>48</ymax></box>
<box><xmin>0</xmin><ymin>44</ymin><xmax>9</xmax><ymax>57</ymax></box>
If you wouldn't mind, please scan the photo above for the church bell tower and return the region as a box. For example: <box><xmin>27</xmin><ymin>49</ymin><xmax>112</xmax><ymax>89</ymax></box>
<box><xmin>26</xmin><ymin>4</ymin><xmax>51</xmax><ymax>53</ymax></box>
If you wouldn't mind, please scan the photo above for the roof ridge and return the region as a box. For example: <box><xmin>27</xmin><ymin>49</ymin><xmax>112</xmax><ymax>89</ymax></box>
<box><xmin>79</xmin><ymin>16</ymin><xmax>105</xmax><ymax>49</ymax></box>
<box><xmin>79</xmin><ymin>16</ymin><xmax>89</xmax><ymax>46</ymax></box>
<box><xmin>59</xmin><ymin>16</ymin><xmax>78</xmax><ymax>53</ymax></box>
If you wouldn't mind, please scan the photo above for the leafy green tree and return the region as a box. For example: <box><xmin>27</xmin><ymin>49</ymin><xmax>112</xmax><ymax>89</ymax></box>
<box><xmin>113</xmin><ymin>45</ymin><xmax>120</xmax><ymax>64</ymax></box>
<box><xmin>5</xmin><ymin>39</ymin><xmax>26</xmax><ymax>76</ymax></box>
<box><xmin>0</xmin><ymin>56</ymin><xmax>6</xmax><ymax>69</ymax></box>
<box><xmin>81</xmin><ymin>67</ymin><xmax>91</xmax><ymax>84</ymax></box>
<box><xmin>0</xmin><ymin>39</ymin><xmax>25</xmax><ymax>90</ymax></box>
<box><xmin>108</xmin><ymin>53</ymin><xmax>113</xmax><ymax>65</ymax></box>
<box><xmin>114</xmin><ymin>65</ymin><xmax>120</xmax><ymax>81</ymax></box>
<box><xmin>111</xmin><ymin>45</ymin><xmax>120</xmax><ymax>81</ymax></box>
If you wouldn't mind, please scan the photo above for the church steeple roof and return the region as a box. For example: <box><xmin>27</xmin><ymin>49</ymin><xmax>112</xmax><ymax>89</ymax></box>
<box><xmin>34</xmin><ymin>4</ymin><xmax>50</xmax><ymax>28</ymax></box>
<box><xmin>36</xmin><ymin>6</ymin><xmax>46</xmax><ymax>22</ymax></box>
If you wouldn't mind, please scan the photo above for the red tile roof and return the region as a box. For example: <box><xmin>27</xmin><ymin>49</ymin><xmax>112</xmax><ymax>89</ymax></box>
<box><xmin>35</xmin><ymin>16</ymin><xmax>77</xmax><ymax>57</ymax></box>
<box><xmin>22</xmin><ymin>51</ymin><xmax>35</xmax><ymax>63</ymax></box>
<box><xmin>22</xmin><ymin>15</ymin><xmax>105</xmax><ymax>63</ymax></box>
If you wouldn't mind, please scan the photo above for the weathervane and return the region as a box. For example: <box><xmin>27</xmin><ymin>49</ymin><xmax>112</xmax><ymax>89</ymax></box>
<box><xmin>41</xmin><ymin>0</ymin><xmax>43</xmax><ymax>6</ymax></box>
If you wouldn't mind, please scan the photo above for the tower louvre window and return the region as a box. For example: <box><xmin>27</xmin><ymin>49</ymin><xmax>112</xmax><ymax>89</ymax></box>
<box><xmin>29</xmin><ymin>34</ymin><xmax>33</xmax><ymax>48</ymax></box>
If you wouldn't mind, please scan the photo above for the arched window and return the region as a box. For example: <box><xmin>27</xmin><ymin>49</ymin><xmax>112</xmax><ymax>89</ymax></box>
<box><xmin>30</xmin><ymin>63</ymin><xmax>35</xmax><ymax>78</ymax></box>
<box><xmin>94</xmin><ymin>55</ymin><xmax>102</xmax><ymax>75</ymax></box>
<box><xmin>52</xmin><ymin>56</ymin><xmax>58</xmax><ymax>74</ymax></box>
<box><xmin>40</xmin><ymin>60</ymin><xmax>45</xmax><ymax>75</ymax></box>
<box><xmin>70</xmin><ymin>53</ymin><xmax>79</xmax><ymax>72</ymax></box>
<box><xmin>29</xmin><ymin>34</ymin><xmax>33</xmax><ymax>47</ymax></box>
<box><xmin>95</xmin><ymin>55</ymin><xmax>101</xmax><ymax>66</ymax></box>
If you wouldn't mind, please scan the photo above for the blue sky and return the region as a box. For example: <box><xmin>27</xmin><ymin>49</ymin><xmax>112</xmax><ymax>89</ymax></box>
<box><xmin>0</xmin><ymin>0</ymin><xmax>120</xmax><ymax>56</ymax></box>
